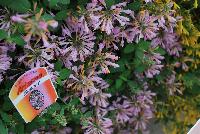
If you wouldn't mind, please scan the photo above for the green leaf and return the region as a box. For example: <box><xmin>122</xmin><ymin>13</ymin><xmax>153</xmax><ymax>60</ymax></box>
<box><xmin>0</xmin><ymin>0</ymin><xmax>31</xmax><ymax>13</ymax></box>
<box><xmin>55</xmin><ymin>10</ymin><xmax>68</xmax><ymax>20</ymax></box>
<box><xmin>123</xmin><ymin>44</ymin><xmax>135</xmax><ymax>54</ymax></box>
<box><xmin>70</xmin><ymin>97</ymin><xmax>81</xmax><ymax>105</ymax></box>
<box><xmin>59</xmin><ymin>68</ymin><xmax>71</xmax><ymax>80</ymax></box>
<box><xmin>105</xmin><ymin>0</ymin><xmax>115</xmax><ymax>8</ymax></box>
<box><xmin>48</xmin><ymin>103</ymin><xmax>61</xmax><ymax>114</ymax></box>
<box><xmin>49</xmin><ymin>0</ymin><xmax>59</xmax><ymax>7</ymax></box>
<box><xmin>154</xmin><ymin>47</ymin><xmax>166</xmax><ymax>55</ymax></box>
<box><xmin>78</xmin><ymin>0</ymin><xmax>89</xmax><ymax>6</ymax></box>
<box><xmin>84</xmin><ymin>111</ymin><xmax>93</xmax><ymax>118</ymax></box>
<box><xmin>135</xmin><ymin>49</ymin><xmax>144</xmax><ymax>59</ymax></box>
<box><xmin>194</xmin><ymin>0</ymin><xmax>198</xmax><ymax>8</ymax></box>
<box><xmin>127</xmin><ymin>81</ymin><xmax>140</xmax><ymax>92</ymax></box>
<box><xmin>127</xmin><ymin>0</ymin><xmax>141</xmax><ymax>11</ymax></box>
<box><xmin>0</xmin><ymin>29</ymin><xmax>8</xmax><ymax>40</ymax></box>
<box><xmin>56</xmin><ymin>77</ymin><xmax>63</xmax><ymax>86</ymax></box>
<box><xmin>138</xmin><ymin>40</ymin><xmax>150</xmax><ymax>50</ymax></box>
<box><xmin>59</xmin><ymin>0</ymin><xmax>70</xmax><ymax>5</ymax></box>
<box><xmin>16</xmin><ymin>124</ymin><xmax>24</xmax><ymax>134</ymax></box>
<box><xmin>0</xmin><ymin>112</ymin><xmax>12</xmax><ymax>123</ymax></box>
<box><xmin>55</xmin><ymin>60</ymin><xmax>63</xmax><ymax>71</ymax></box>
<box><xmin>115</xmin><ymin>79</ymin><xmax>123</xmax><ymax>89</ymax></box>
<box><xmin>10</xmin><ymin>35</ymin><xmax>26</xmax><ymax>47</ymax></box>
<box><xmin>0</xmin><ymin>120</ymin><xmax>8</xmax><ymax>134</ymax></box>
<box><xmin>42</xmin><ymin>13</ymin><xmax>54</xmax><ymax>21</ymax></box>
<box><xmin>135</xmin><ymin>64</ymin><xmax>147</xmax><ymax>73</ymax></box>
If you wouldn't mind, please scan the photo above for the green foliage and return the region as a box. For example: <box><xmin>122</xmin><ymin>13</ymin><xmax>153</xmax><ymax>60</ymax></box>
<box><xmin>0</xmin><ymin>0</ymin><xmax>31</xmax><ymax>13</ymax></box>
<box><xmin>0</xmin><ymin>29</ymin><xmax>8</xmax><ymax>40</ymax></box>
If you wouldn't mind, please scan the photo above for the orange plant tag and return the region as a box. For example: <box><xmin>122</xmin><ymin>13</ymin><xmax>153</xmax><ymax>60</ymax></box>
<box><xmin>9</xmin><ymin>67</ymin><xmax>58</xmax><ymax>123</ymax></box>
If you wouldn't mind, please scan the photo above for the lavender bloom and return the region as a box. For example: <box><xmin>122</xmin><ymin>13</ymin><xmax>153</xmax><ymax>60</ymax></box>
<box><xmin>100</xmin><ymin>28</ymin><xmax>122</xmax><ymax>50</ymax></box>
<box><xmin>18</xmin><ymin>44</ymin><xmax>54</xmax><ymax>68</ymax></box>
<box><xmin>156</xmin><ymin>2</ymin><xmax>182</xmax><ymax>32</ymax></box>
<box><xmin>144</xmin><ymin>52</ymin><xmax>164</xmax><ymax>78</ymax></box>
<box><xmin>0</xmin><ymin>43</ymin><xmax>14</xmax><ymax>83</ymax></box>
<box><xmin>92</xmin><ymin>43</ymin><xmax>119</xmax><ymax>74</ymax></box>
<box><xmin>0</xmin><ymin>55</ymin><xmax>12</xmax><ymax>83</ymax></box>
<box><xmin>165</xmin><ymin>71</ymin><xmax>184</xmax><ymax>95</ymax></box>
<box><xmin>111</xmin><ymin>27</ymin><xmax>133</xmax><ymax>46</ymax></box>
<box><xmin>130</xmin><ymin>90</ymin><xmax>155</xmax><ymax>132</ymax></box>
<box><xmin>0</xmin><ymin>8</ymin><xmax>12</xmax><ymax>32</ymax></box>
<box><xmin>65</xmin><ymin>66</ymin><xmax>102</xmax><ymax>102</ymax></box>
<box><xmin>11</xmin><ymin>9</ymin><xmax>58</xmax><ymax>47</ymax></box>
<box><xmin>89</xmin><ymin>80</ymin><xmax>111</xmax><ymax>107</ymax></box>
<box><xmin>129</xmin><ymin>10</ymin><xmax>158</xmax><ymax>42</ymax></box>
<box><xmin>110</xmin><ymin>97</ymin><xmax>134</xmax><ymax>123</ymax></box>
<box><xmin>87</xmin><ymin>1</ymin><xmax>131</xmax><ymax>35</ymax></box>
<box><xmin>83</xmin><ymin>117</ymin><xmax>113</xmax><ymax>134</ymax></box>
<box><xmin>60</xmin><ymin>17</ymin><xmax>96</xmax><ymax>62</ymax></box>
<box><xmin>151</xmin><ymin>30</ymin><xmax>182</xmax><ymax>57</ymax></box>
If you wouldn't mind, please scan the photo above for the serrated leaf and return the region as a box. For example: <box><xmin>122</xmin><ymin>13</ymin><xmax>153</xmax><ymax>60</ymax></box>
<box><xmin>60</xmin><ymin>68</ymin><xmax>71</xmax><ymax>80</ymax></box>
<box><xmin>0</xmin><ymin>29</ymin><xmax>8</xmax><ymax>39</ymax></box>
<box><xmin>124</xmin><ymin>44</ymin><xmax>135</xmax><ymax>53</ymax></box>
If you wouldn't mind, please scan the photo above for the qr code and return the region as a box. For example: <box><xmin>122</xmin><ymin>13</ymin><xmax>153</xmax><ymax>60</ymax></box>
<box><xmin>29</xmin><ymin>90</ymin><xmax>44</xmax><ymax>110</ymax></box>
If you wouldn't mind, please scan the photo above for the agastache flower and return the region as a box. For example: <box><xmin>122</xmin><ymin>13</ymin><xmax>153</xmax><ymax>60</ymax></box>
<box><xmin>18</xmin><ymin>44</ymin><xmax>54</xmax><ymax>68</ymax></box>
<box><xmin>129</xmin><ymin>10</ymin><xmax>158</xmax><ymax>42</ymax></box>
<box><xmin>165</xmin><ymin>71</ymin><xmax>184</xmax><ymax>95</ymax></box>
<box><xmin>91</xmin><ymin>43</ymin><xmax>119</xmax><ymax>74</ymax></box>
<box><xmin>82</xmin><ymin>117</ymin><xmax>113</xmax><ymax>134</ymax></box>
<box><xmin>60</xmin><ymin>17</ymin><xmax>96</xmax><ymax>62</ymax></box>
<box><xmin>11</xmin><ymin>7</ymin><xmax>58</xmax><ymax>47</ymax></box>
<box><xmin>87</xmin><ymin>1</ymin><xmax>131</xmax><ymax>34</ymax></box>
<box><xmin>144</xmin><ymin>51</ymin><xmax>164</xmax><ymax>78</ymax></box>
<box><xmin>156</xmin><ymin>2</ymin><xmax>182</xmax><ymax>32</ymax></box>
<box><xmin>0</xmin><ymin>43</ymin><xmax>14</xmax><ymax>83</ymax></box>
<box><xmin>130</xmin><ymin>90</ymin><xmax>155</xmax><ymax>132</ymax></box>
<box><xmin>110</xmin><ymin>97</ymin><xmax>134</xmax><ymax>123</ymax></box>
<box><xmin>89</xmin><ymin>80</ymin><xmax>111</xmax><ymax>107</ymax></box>
<box><xmin>0</xmin><ymin>8</ymin><xmax>13</xmax><ymax>32</ymax></box>
<box><xmin>151</xmin><ymin>29</ymin><xmax>182</xmax><ymax>57</ymax></box>
<box><xmin>65</xmin><ymin>66</ymin><xmax>101</xmax><ymax>102</ymax></box>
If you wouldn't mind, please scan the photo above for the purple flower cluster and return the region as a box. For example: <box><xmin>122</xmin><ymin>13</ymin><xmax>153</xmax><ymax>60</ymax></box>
<box><xmin>0</xmin><ymin>0</ymin><xmax>184</xmax><ymax>133</ymax></box>
<box><xmin>0</xmin><ymin>43</ymin><xmax>15</xmax><ymax>83</ymax></box>
<box><xmin>109</xmin><ymin>91</ymin><xmax>155</xmax><ymax>133</ymax></box>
